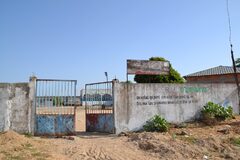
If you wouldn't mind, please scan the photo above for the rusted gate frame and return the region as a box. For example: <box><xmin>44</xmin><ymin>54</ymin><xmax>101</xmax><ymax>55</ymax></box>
<box><xmin>35</xmin><ymin>79</ymin><xmax>77</xmax><ymax>135</ymax></box>
<box><xmin>84</xmin><ymin>81</ymin><xmax>115</xmax><ymax>133</ymax></box>
<box><xmin>85</xmin><ymin>81</ymin><xmax>113</xmax><ymax>113</ymax></box>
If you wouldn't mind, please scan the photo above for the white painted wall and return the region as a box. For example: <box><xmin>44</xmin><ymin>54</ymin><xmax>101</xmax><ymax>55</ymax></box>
<box><xmin>0</xmin><ymin>84</ymin><xmax>11</xmax><ymax>132</ymax></box>
<box><xmin>0</xmin><ymin>81</ymin><xmax>35</xmax><ymax>133</ymax></box>
<box><xmin>114</xmin><ymin>83</ymin><xmax>239</xmax><ymax>134</ymax></box>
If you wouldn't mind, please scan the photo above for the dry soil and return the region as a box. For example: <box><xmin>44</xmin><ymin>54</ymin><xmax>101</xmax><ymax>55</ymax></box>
<box><xmin>1</xmin><ymin>116</ymin><xmax>240</xmax><ymax>160</ymax></box>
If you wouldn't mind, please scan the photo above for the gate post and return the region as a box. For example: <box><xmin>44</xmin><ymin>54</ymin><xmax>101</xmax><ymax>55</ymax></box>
<box><xmin>29</xmin><ymin>76</ymin><xmax>37</xmax><ymax>135</ymax></box>
<box><xmin>74</xmin><ymin>80</ymin><xmax>77</xmax><ymax>133</ymax></box>
<box><xmin>112</xmin><ymin>79</ymin><xmax>119</xmax><ymax>134</ymax></box>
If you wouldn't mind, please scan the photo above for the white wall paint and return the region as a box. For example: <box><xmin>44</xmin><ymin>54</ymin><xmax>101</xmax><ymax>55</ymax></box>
<box><xmin>114</xmin><ymin>83</ymin><xmax>239</xmax><ymax>134</ymax></box>
<box><xmin>0</xmin><ymin>82</ymin><xmax>35</xmax><ymax>133</ymax></box>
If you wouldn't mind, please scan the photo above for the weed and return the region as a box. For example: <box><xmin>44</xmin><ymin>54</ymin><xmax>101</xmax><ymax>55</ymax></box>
<box><xmin>179</xmin><ymin>136</ymin><xmax>197</xmax><ymax>144</ymax></box>
<box><xmin>201</xmin><ymin>102</ymin><xmax>233</xmax><ymax>123</ymax></box>
<box><xmin>143</xmin><ymin>115</ymin><xmax>169</xmax><ymax>132</ymax></box>
<box><xmin>172</xmin><ymin>133</ymin><xmax>176</xmax><ymax>141</ymax></box>
<box><xmin>23</xmin><ymin>132</ymin><xmax>33</xmax><ymax>138</ymax></box>
<box><xmin>23</xmin><ymin>143</ymin><xmax>33</xmax><ymax>149</ymax></box>
<box><xmin>230</xmin><ymin>137</ymin><xmax>240</xmax><ymax>147</ymax></box>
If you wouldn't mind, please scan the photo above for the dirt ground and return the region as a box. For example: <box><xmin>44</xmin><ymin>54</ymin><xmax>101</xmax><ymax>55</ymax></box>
<box><xmin>1</xmin><ymin>116</ymin><xmax>240</xmax><ymax>160</ymax></box>
<box><xmin>75</xmin><ymin>107</ymin><xmax>86</xmax><ymax>132</ymax></box>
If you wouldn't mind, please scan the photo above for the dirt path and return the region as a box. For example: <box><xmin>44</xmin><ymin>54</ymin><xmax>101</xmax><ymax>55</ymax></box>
<box><xmin>0</xmin><ymin>131</ymin><xmax>157</xmax><ymax>160</ymax></box>
<box><xmin>47</xmin><ymin>134</ymin><xmax>158</xmax><ymax>160</ymax></box>
<box><xmin>1</xmin><ymin>116</ymin><xmax>240</xmax><ymax>160</ymax></box>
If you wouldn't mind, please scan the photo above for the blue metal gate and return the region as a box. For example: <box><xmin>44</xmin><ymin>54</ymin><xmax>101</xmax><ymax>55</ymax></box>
<box><xmin>84</xmin><ymin>81</ymin><xmax>115</xmax><ymax>133</ymax></box>
<box><xmin>35</xmin><ymin>79</ymin><xmax>77</xmax><ymax>136</ymax></box>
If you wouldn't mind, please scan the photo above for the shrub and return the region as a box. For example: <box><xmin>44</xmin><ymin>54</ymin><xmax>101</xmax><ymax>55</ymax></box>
<box><xmin>143</xmin><ymin>115</ymin><xmax>169</xmax><ymax>132</ymax></box>
<box><xmin>201</xmin><ymin>102</ymin><xmax>233</xmax><ymax>123</ymax></box>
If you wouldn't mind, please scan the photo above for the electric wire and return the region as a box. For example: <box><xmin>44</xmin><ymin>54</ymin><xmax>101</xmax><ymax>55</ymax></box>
<box><xmin>226</xmin><ymin>0</ymin><xmax>232</xmax><ymax>45</ymax></box>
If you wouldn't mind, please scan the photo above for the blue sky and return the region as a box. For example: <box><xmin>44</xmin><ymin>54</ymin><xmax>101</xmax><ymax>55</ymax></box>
<box><xmin>1</xmin><ymin>0</ymin><xmax>240</xmax><ymax>89</ymax></box>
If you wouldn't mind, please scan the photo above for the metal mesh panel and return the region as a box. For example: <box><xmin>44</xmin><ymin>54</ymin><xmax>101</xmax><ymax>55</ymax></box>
<box><xmin>35</xmin><ymin>79</ymin><xmax>77</xmax><ymax>115</ymax></box>
<box><xmin>84</xmin><ymin>81</ymin><xmax>113</xmax><ymax>114</ymax></box>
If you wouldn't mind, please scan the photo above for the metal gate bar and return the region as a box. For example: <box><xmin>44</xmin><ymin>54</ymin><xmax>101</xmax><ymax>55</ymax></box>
<box><xmin>84</xmin><ymin>81</ymin><xmax>113</xmax><ymax>114</ymax></box>
<box><xmin>84</xmin><ymin>81</ymin><xmax>114</xmax><ymax>133</ymax></box>
<box><xmin>35</xmin><ymin>79</ymin><xmax>77</xmax><ymax>135</ymax></box>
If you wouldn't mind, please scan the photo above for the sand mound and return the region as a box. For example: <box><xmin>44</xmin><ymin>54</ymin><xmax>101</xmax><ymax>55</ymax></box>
<box><xmin>0</xmin><ymin>130</ymin><xmax>65</xmax><ymax>160</ymax></box>
<box><xmin>0</xmin><ymin>130</ymin><xmax>40</xmax><ymax>159</ymax></box>
<box><xmin>128</xmin><ymin>132</ymin><xmax>201</xmax><ymax>159</ymax></box>
<box><xmin>127</xmin><ymin>121</ymin><xmax>240</xmax><ymax>160</ymax></box>
<box><xmin>0</xmin><ymin>130</ymin><xmax>29</xmax><ymax>145</ymax></box>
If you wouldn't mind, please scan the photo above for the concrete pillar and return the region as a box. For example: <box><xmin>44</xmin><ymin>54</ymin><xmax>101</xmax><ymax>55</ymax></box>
<box><xmin>28</xmin><ymin>76</ymin><xmax>37</xmax><ymax>134</ymax></box>
<box><xmin>112</xmin><ymin>79</ymin><xmax>120</xmax><ymax>134</ymax></box>
<box><xmin>0</xmin><ymin>83</ymin><xmax>11</xmax><ymax>132</ymax></box>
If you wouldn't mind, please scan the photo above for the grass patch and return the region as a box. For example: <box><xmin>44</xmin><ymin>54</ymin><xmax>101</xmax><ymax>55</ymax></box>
<box><xmin>178</xmin><ymin>136</ymin><xmax>198</xmax><ymax>144</ymax></box>
<box><xmin>0</xmin><ymin>151</ymin><xmax>24</xmax><ymax>160</ymax></box>
<box><xmin>171</xmin><ymin>133</ymin><xmax>177</xmax><ymax>141</ymax></box>
<box><xmin>23</xmin><ymin>143</ymin><xmax>33</xmax><ymax>149</ymax></box>
<box><xmin>230</xmin><ymin>137</ymin><xmax>240</xmax><ymax>147</ymax></box>
<box><xmin>17</xmin><ymin>142</ymin><xmax>49</xmax><ymax>159</ymax></box>
<box><xmin>23</xmin><ymin>132</ymin><xmax>33</xmax><ymax>138</ymax></box>
<box><xmin>31</xmin><ymin>151</ymin><xmax>48</xmax><ymax>158</ymax></box>
<box><xmin>25</xmin><ymin>143</ymin><xmax>49</xmax><ymax>159</ymax></box>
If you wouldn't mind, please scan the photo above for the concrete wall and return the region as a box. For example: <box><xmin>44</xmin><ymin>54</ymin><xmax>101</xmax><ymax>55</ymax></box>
<box><xmin>0</xmin><ymin>80</ymin><xmax>35</xmax><ymax>133</ymax></box>
<box><xmin>113</xmin><ymin>83</ymin><xmax>239</xmax><ymax>134</ymax></box>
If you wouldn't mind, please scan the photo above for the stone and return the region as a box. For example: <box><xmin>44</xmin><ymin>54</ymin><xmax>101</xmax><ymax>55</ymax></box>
<box><xmin>203</xmin><ymin>155</ymin><xmax>208</xmax><ymax>160</ymax></box>
<box><xmin>176</xmin><ymin>130</ymin><xmax>189</xmax><ymax>136</ymax></box>
<box><xmin>217</xmin><ymin>125</ymin><xmax>232</xmax><ymax>134</ymax></box>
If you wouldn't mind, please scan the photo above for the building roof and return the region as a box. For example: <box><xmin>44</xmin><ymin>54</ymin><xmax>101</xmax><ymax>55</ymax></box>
<box><xmin>184</xmin><ymin>66</ymin><xmax>240</xmax><ymax>78</ymax></box>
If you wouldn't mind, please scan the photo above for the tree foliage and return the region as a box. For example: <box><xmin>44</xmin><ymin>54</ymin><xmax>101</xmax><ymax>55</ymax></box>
<box><xmin>53</xmin><ymin>97</ymin><xmax>64</xmax><ymax>106</ymax></box>
<box><xmin>134</xmin><ymin>57</ymin><xmax>184</xmax><ymax>83</ymax></box>
<box><xmin>235</xmin><ymin>58</ymin><xmax>240</xmax><ymax>67</ymax></box>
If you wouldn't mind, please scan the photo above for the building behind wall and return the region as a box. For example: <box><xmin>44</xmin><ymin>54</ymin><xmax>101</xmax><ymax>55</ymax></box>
<box><xmin>184</xmin><ymin>66</ymin><xmax>240</xmax><ymax>83</ymax></box>
<box><xmin>80</xmin><ymin>89</ymin><xmax>113</xmax><ymax>106</ymax></box>
<box><xmin>36</xmin><ymin>96</ymin><xmax>81</xmax><ymax>107</ymax></box>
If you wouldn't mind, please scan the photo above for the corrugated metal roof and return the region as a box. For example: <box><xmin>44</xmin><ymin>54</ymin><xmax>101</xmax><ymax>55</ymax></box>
<box><xmin>184</xmin><ymin>66</ymin><xmax>240</xmax><ymax>77</ymax></box>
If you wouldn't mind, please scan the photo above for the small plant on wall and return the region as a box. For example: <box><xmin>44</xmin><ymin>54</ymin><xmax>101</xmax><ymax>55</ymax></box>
<box><xmin>201</xmin><ymin>101</ymin><xmax>233</xmax><ymax>124</ymax></box>
<box><xmin>143</xmin><ymin>115</ymin><xmax>169</xmax><ymax>132</ymax></box>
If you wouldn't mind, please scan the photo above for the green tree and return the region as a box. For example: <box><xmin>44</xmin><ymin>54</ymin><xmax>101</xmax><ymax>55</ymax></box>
<box><xmin>53</xmin><ymin>97</ymin><xmax>64</xmax><ymax>106</ymax></box>
<box><xmin>235</xmin><ymin>58</ymin><xmax>240</xmax><ymax>67</ymax></box>
<box><xmin>134</xmin><ymin>57</ymin><xmax>184</xmax><ymax>83</ymax></box>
